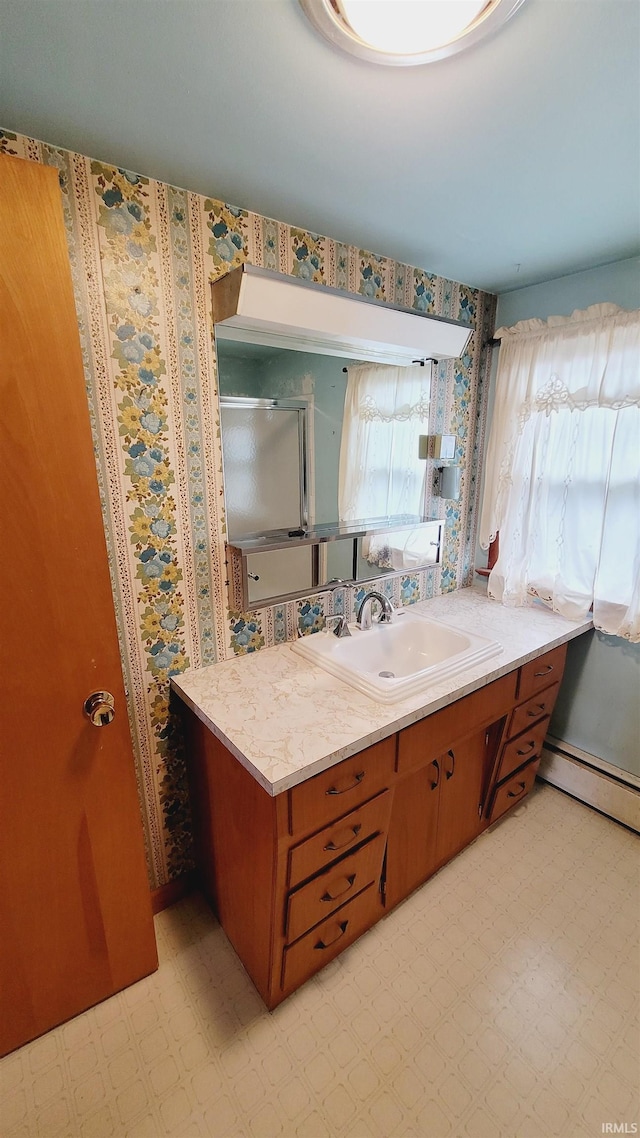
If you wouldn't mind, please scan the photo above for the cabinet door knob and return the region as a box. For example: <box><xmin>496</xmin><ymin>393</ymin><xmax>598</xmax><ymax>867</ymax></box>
<box><xmin>429</xmin><ymin>759</ymin><xmax>440</xmax><ymax>790</ymax></box>
<box><xmin>83</xmin><ymin>690</ymin><xmax>115</xmax><ymax>727</ymax></box>
<box><xmin>315</xmin><ymin>920</ymin><xmax>349</xmax><ymax>950</ymax></box>
<box><xmin>516</xmin><ymin>740</ymin><xmax>536</xmax><ymax>757</ymax></box>
<box><xmin>507</xmin><ymin>781</ymin><xmax>527</xmax><ymax>799</ymax></box>
<box><xmin>326</xmin><ymin>771</ymin><xmax>365</xmax><ymax>796</ymax></box>
<box><xmin>445</xmin><ymin>748</ymin><xmax>455</xmax><ymax>780</ymax></box>
<box><xmin>321</xmin><ymin>874</ymin><xmax>356</xmax><ymax>903</ymax></box>
<box><xmin>324</xmin><ymin>824</ymin><xmax>362</xmax><ymax>852</ymax></box>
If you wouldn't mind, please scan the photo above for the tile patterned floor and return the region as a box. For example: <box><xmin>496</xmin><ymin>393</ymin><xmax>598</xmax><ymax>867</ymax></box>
<box><xmin>1</xmin><ymin>784</ymin><xmax>638</xmax><ymax>1138</ymax></box>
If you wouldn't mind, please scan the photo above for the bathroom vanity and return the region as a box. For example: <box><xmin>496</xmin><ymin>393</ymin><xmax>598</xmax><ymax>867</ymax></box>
<box><xmin>172</xmin><ymin>588</ymin><xmax>590</xmax><ymax>1009</ymax></box>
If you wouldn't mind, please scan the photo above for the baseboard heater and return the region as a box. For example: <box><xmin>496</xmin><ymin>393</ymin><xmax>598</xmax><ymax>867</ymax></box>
<box><xmin>539</xmin><ymin>736</ymin><xmax>640</xmax><ymax>833</ymax></box>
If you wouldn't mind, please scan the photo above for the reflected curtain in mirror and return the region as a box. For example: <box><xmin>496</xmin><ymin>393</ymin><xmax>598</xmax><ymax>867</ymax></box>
<box><xmin>338</xmin><ymin>363</ymin><xmax>431</xmax><ymax>569</ymax></box>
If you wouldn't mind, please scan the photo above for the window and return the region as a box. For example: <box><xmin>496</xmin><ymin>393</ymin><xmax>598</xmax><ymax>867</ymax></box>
<box><xmin>480</xmin><ymin>304</ymin><xmax>640</xmax><ymax>641</ymax></box>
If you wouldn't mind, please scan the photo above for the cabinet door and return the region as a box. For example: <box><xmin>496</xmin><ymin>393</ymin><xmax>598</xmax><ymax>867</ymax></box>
<box><xmin>385</xmin><ymin>759</ymin><xmax>440</xmax><ymax>910</ymax></box>
<box><xmin>435</xmin><ymin>730</ymin><xmax>487</xmax><ymax>867</ymax></box>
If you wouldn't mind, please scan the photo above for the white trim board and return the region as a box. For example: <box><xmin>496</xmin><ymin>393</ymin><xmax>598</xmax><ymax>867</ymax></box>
<box><xmin>545</xmin><ymin>734</ymin><xmax>640</xmax><ymax>789</ymax></box>
<box><xmin>539</xmin><ymin>743</ymin><xmax>640</xmax><ymax>833</ymax></box>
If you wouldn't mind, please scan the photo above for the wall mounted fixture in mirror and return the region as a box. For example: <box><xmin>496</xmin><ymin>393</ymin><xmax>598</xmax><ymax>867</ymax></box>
<box><xmin>225</xmin><ymin>519</ymin><xmax>444</xmax><ymax>610</ymax></box>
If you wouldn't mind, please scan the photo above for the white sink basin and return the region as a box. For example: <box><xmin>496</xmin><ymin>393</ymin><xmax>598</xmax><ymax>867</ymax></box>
<box><xmin>291</xmin><ymin>608</ymin><xmax>502</xmax><ymax>703</ymax></box>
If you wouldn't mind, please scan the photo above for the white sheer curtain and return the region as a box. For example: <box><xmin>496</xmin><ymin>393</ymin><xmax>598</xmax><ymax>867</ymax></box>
<box><xmin>338</xmin><ymin>362</ymin><xmax>430</xmax><ymax>568</ymax></box>
<box><xmin>480</xmin><ymin>303</ymin><xmax>640</xmax><ymax>640</ymax></box>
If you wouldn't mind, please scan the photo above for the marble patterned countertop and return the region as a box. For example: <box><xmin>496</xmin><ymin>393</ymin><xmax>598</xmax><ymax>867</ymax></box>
<box><xmin>171</xmin><ymin>586</ymin><xmax>592</xmax><ymax>796</ymax></box>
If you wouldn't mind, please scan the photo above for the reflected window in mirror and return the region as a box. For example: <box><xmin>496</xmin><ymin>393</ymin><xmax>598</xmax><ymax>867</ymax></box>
<box><xmin>339</xmin><ymin>362</ymin><xmax>431</xmax><ymax>570</ymax></box>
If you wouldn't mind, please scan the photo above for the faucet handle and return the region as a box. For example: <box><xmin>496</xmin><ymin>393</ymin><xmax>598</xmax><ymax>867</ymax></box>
<box><xmin>325</xmin><ymin>614</ymin><xmax>351</xmax><ymax>638</ymax></box>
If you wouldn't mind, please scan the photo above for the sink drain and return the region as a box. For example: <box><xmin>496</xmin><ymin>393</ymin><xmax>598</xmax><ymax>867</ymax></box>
<box><xmin>378</xmin><ymin>670</ymin><xmax>396</xmax><ymax>678</ymax></box>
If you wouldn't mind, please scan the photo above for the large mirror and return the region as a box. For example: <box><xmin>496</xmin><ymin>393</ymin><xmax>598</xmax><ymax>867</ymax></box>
<box><xmin>212</xmin><ymin>266</ymin><xmax>471</xmax><ymax>609</ymax></box>
<box><xmin>216</xmin><ymin>332</ymin><xmax>443</xmax><ymax>608</ymax></box>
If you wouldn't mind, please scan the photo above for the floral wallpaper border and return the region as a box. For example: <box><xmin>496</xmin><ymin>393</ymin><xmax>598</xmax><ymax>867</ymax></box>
<box><xmin>1</xmin><ymin>128</ymin><xmax>495</xmax><ymax>888</ymax></box>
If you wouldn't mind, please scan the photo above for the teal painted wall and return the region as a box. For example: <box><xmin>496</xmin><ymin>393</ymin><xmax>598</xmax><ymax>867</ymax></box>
<box><xmin>217</xmin><ymin>351</ymin><xmax>264</xmax><ymax>398</ymax></box>
<box><xmin>256</xmin><ymin>348</ymin><xmax>349</xmax><ymax>526</ymax></box>
<box><xmin>492</xmin><ymin>256</ymin><xmax>640</xmax><ymax>778</ymax></box>
<box><xmin>496</xmin><ymin>256</ymin><xmax>640</xmax><ymax>326</ymax></box>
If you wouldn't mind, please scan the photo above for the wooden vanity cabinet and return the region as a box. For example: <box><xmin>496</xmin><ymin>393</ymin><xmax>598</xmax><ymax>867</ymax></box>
<box><xmin>183</xmin><ymin>642</ymin><xmax>567</xmax><ymax>1008</ymax></box>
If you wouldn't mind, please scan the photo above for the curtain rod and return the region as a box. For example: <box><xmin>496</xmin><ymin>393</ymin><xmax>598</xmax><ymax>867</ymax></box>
<box><xmin>340</xmin><ymin>347</ymin><xmax>502</xmax><ymax>368</ymax></box>
<box><xmin>341</xmin><ymin>358</ymin><xmax>435</xmax><ymax>372</ymax></box>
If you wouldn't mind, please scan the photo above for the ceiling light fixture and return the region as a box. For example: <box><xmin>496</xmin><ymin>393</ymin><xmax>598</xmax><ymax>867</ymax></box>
<box><xmin>300</xmin><ymin>0</ymin><xmax>526</xmax><ymax>66</ymax></box>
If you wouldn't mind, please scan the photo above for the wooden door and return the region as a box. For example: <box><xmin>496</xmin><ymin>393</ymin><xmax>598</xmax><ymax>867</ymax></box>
<box><xmin>0</xmin><ymin>155</ymin><xmax>158</xmax><ymax>1056</ymax></box>
<box><xmin>435</xmin><ymin>731</ymin><xmax>487</xmax><ymax>867</ymax></box>
<box><xmin>385</xmin><ymin>761</ymin><xmax>440</xmax><ymax>909</ymax></box>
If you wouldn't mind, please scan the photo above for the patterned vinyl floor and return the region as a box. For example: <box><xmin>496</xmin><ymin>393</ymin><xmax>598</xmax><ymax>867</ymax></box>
<box><xmin>1</xmin><ymin>783</ymin><xmax>638</xmax><ymax>1138</ymax></box>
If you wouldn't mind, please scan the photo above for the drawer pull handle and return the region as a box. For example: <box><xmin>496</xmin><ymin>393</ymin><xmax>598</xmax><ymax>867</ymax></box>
<box><xmin>445</xmin><ymin>748</ymin><xmax>455</xmax><ymax>780</ymax></box>
<box><xmin>507</xmin><ymin>781</ymin><xmax>527</xmax><ymax>798</ymax></box>
<box><xmin>326</xmin><ymin>771</ymin><xmax>365</xmax><ymax>796</ymax></box>
<box><xmin>324</xmin><ymin>824</ymin><xmax>362</xmax><ymax>852</ymax></box>
<box><xmin>533</xmin><ymin>664</ymin><xmax>554</xmax><ymax>677</ymax></box>
<box><xmin>315</xmin><ymin>920</ymin><xmax>348</xmax><ymax>950</ymax></box>
<box><xmin>429</xmin><ymin>758</ymin><xmax>440</xmax><ymax>790</ymax></box>
<box><xmin>321</xmin><ymin>874</ymin><xmax>356</xmax><ymax>903</ymax></box>
<box><xmin>516</xmin><ymin>741</ymin><xmax>536</xmax><ymax>757</ymax></box>
<box><xmin>527</xmin><ymin>704</ymin><xmax>546</xmax><ymax>717</ymax></box>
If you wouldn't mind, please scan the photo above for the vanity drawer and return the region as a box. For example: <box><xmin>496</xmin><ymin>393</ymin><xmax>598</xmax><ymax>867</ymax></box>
<box><xmin>495</xmin><ymin>719</ymin><xmax>550</xmax><ymax>784</ymax></box>
<box><xmin>285</xmin><ymin>832</ymin><xmax>386</xmax><ymax>943</ymax></box>
<box><xmin>288</xmin><ymin>790</ymin><xmax>392</xmax><ymax>888</ymax></box>
<box><xmin>508</xmin><ymin>682</ymin><xmax>560</xmax><ymax>738</ymax></box>
<box><xmin>487</xmin><ymin>758</ymin><xmax>541</xmax><ymax>824</ymax></box>
<box><xmin>517</xmin><ymin>644</ymin><xmax>566</xmax><ymax>701</ymax></box>
<box><xmin>281</xmin><ymin>882</ymin><xmax>382</xmax><ymax>994</ymax></box>
<box><xmin>397</xmin><ymin>672</ymin><xmax>517</xmax><ymax>775</ymax></box>
<box><xmin>288</xmin><ymin>737</ymin><xmax>395</xmax><ymax>836</ymax></box>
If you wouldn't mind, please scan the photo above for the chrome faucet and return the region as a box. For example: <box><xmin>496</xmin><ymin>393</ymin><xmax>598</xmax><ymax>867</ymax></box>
<box><xmin>356</xmin><ymin>590</ymin><xmax>394</xmax><ymax>631</ymax></box>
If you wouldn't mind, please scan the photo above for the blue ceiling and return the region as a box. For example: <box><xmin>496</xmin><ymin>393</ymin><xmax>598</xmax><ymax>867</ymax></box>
<box><xmin>1</xmin><ymin>0</ymin><xmax>638</xmax><ymax>293</ymax></box>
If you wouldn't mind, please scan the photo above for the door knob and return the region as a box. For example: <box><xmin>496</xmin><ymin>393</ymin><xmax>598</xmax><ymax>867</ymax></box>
<box><xmin>83</xmin><ymin>690</ymin><xmax>116</xmax><ymax>727</ymax></box>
